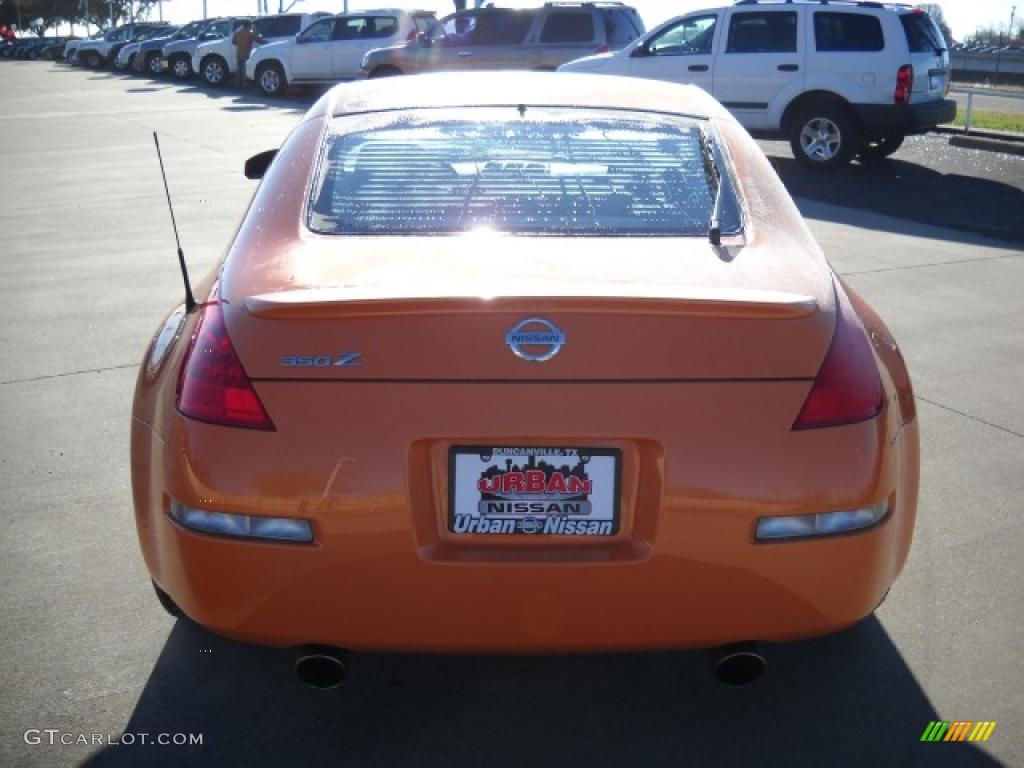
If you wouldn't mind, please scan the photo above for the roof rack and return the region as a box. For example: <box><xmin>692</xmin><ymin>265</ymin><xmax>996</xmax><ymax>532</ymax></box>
<box><xmin>733</xmin><ymin>0</ymin><xmax>912</xmax><ymax>7</ymax></box>
<box><xmin>543</xmin><ymin>1</ymin><xmax>628</xmax><ymax>7</ymax></box>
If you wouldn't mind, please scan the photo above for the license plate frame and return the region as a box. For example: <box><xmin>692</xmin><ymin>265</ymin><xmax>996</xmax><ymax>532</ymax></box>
<box><xmin>448</xmin><ymin>446</ymin><xmax>622</xmax><ymax>537</ymax></box>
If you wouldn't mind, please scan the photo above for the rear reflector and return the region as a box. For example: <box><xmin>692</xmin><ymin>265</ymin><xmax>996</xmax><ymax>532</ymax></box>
<box><xmin>176</xmin><ymin>302</ymin><xmax>275</xmax><ymax>430</ymax></box>
<box><xmin>755</xmin><ymin>500</ymin><xmax>889</xmax><ymax>541</ymax></box>
<box><xmin>170</xmin><ymin>500</ymin><xmax>313</xmax><ymax>542</ymax></box>
<box><xmin>793</xmin><ymin>284</ymin><xmax>882</xmax><ymax>430</ymax></box>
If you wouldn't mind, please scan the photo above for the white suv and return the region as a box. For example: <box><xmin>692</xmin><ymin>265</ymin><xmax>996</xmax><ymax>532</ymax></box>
<box><xmin>192</xmin><ymin>13</ymin><xmax>329</xmax><ymax>87</ymax></box>
<box><xmin>247</xmin><ymin>9</ymin><xmax>436</xmax><ymax>96</ymax></box>
<box><xmin>560</xmin><ymin>0</ymin><xmax>955</xmax><ymax>169</ymax></box>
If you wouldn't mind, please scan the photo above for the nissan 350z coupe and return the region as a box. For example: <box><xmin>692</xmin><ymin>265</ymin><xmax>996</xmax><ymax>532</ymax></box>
<box><xmin>131</xmin><ymin>73</ymin><xmax>919</xmax><ymax>675</ymax></box>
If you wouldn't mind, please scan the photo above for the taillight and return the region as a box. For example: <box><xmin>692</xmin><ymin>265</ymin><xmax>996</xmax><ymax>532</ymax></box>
<box><xmin>895</xmin><ymin>65</ymin><xmax>913</xmax><ymax>104</ymax></box>
<box><xmin>793</xmin><ymin>285</ymin><xmax>883</xmax><ymax>430</ymax></box>
<box><xmin>594</xmin><ymin>45</ymin><xmax>609</xmax><ymax>54</ymax></box>
<box><xmin>177</xmin><ymin>302</ymin><xmax>275</xmax><ymax>430</ymax></box>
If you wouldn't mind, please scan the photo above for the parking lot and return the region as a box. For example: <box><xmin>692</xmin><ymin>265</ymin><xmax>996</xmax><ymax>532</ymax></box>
<box><xmin>0</xmin><ymin>60</ymin><xmax>1022</xmax><ymax>767</ymax></box>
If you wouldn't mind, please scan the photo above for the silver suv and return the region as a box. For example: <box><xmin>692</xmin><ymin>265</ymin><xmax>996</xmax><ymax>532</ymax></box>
<box><xmin>360</xmin><ymin>1</ymin><xmax>643</xmax><ymax>78</ymax></box>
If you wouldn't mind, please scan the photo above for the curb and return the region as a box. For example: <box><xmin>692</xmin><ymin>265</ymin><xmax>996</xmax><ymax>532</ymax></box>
<box><xmin>935</xmin><ymin>125</ymin><xmax>1024</xmax><ymax>143</ymax></box>
<box><xmin>947</xmin><ymin>134</ymin><xmax>1024</xmax><ymax>156</ymax></box>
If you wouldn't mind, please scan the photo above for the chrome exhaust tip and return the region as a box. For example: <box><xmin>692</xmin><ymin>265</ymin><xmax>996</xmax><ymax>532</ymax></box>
<box><xmin>295</xmin><ymin>646</ymin><xmax>349</xmax><ymax>689</ymax></box>
<box><xmin>711</xmin><ymin>642</ymin><xmax>766</xmax><ymax>686</ymax></box>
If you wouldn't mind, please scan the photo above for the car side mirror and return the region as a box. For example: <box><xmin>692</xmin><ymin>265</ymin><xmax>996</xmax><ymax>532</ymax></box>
<box><xmin>630</xmin><ymin>44</ymin><xmax>648</xmax><ymax>58</ymax></box>
<box><xmin>245</xmin><ymin>149</ymin><xmax>278</xmax><ymax>180</ymax></box>
<box><xmin>416</xmin><ymin>32</ymin><xmax>432</xmax><ymax>47</ymax></box>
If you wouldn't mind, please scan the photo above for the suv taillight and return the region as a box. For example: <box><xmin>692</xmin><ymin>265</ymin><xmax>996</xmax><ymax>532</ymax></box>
<box><xmin>176</xmin><ymin>302</ymin><xmax>275</xmax><ymax>430</ymax></box>
<box><xmin>895</xmin><ymin>65</ymin><xmax>913</xmax><ymax>105</ymax></box>
<box><xmin>793</xmin><ymin>285</ymin><xmax>883</xmax><ymax>430</ymax></box>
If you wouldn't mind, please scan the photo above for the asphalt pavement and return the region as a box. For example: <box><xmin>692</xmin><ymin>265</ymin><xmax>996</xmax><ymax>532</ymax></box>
<box><xmin>0</xmin><ymin>61</ymin><xmax>1022</xmax><ymax>768</ymax></box>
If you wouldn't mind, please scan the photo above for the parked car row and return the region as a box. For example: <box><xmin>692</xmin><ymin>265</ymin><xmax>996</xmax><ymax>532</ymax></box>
<box><xmin>26</xmin><ymin>1</ymin><xmax>956</xmax><ymax>170</ymax></box>
<box><xmin>0</xmin><ymin>35</ymin><xmax>78</xmax><ymax>60</ymax></box>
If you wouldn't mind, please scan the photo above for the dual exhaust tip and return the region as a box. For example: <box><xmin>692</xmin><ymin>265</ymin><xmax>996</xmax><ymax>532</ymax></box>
<box><xmin>294</xmin><ymin>642</ymin><xmax>765</xmax><ymax>689</ymax></box>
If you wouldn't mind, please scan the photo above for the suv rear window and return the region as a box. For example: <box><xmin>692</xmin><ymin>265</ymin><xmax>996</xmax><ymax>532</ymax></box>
<box><xmin>540</xmin><ymin>12</ymin><xmax>595</xmax><ymax>44</ymax></box>
<box><xmin>814</xmin><ymin>12</ymin><xmax>883</xmax><ymax>52</ymax></box>
<box><xmin>602</xmin><ymin>9</ymin><xmax>644</xmax><ymax>46</ymax></box>
<box><xmin>255</xmin><ymin>15</ymin><xmax>301</xmax><ymax>38</ymax></box>
<box><xmin>726</xmin><ymin>11</ymin><xmax>797</xmax><ymax>53</ymax></box>
<box><xmin>309</xmin><ymin>108</ymin><xmax>740</xmax><ymax>237</ymax></box>
<box><xmin>900</xmin><ymin>12</ymin><xmax>945</xmax><ymax>53</ymax></box>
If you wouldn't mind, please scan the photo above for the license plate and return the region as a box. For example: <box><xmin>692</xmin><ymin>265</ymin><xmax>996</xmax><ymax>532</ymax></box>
<box><xmin>448</xmin><ymin>446</ymin><xmax>621</xmax><ymax>537</ymax></box>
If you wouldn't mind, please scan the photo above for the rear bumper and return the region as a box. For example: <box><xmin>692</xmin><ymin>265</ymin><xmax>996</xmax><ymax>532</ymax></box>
<box><xmin>132</xmin><ymin>379</ymin><xmax>919</xmax><ymax>653</ymax></box>
<box><xmin>853</xmin><ymin>99</ymin><xmax>957</xmax><ymax>139</ymax></box>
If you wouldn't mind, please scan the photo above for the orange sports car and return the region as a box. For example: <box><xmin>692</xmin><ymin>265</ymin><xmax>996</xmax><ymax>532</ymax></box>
<box><xmin>132</xmin><ymin>72</ymin><xmax>918</xmax><ymax>686</ymax></box>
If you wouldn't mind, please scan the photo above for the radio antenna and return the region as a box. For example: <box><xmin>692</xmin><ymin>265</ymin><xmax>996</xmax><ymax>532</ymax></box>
<box><xmin>153</xmin><ymin>132</ymin><xmax>197</xmax><ymax>313</ymax></box>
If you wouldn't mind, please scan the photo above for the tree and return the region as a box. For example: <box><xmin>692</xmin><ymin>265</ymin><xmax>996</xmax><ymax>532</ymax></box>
<box><xmin>920</xmin><ymin>4</ymin><xmax>953</xmax><ymax>46</ymax></box>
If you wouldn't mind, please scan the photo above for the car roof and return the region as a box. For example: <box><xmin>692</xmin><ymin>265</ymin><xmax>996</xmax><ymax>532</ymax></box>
<box><xmin>325</xmin><ymin>71</ymin><xmax>733</xmax><ymax>121</ymax></box>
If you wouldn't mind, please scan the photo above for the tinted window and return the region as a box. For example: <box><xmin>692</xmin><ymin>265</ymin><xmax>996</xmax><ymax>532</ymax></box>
<box><xmin>475</xmin><ymin>11</ymin><xmax>534</xmax><ymax>45</ymax></box>
<box><xmin>647</xmin><ymin>15</ymin><xmax>716</xmax><ymax>56</ymax></box>
<box><xmin>441</xmin><ymin>13</ymin><xmax>478</xmax><ymax>43</ymax></box>
<box><xmin>815</xmin><ymin>12</ymin><xmax>883</xmax><ymax>52</ymax></box>
<box><xmin>540</xmin><ymin>12</ymin><xmax>595</xmax><ymax>44</ymax></box>
<box><xmin>310</xmin><ymin>109</ymin><xmax>740</xmax><ymax>237</ymax></box>
<box><xmin>900</xmin><ymin>12</ymin><xmax>944</xmax><ymax>52</ymax></box>
<box><xmin>255</xmin><ymin>16</ymin><xmax>301</xmax><ymax>38</ymax></box>
<box><xmin>603</xmin><ymin>9</ymin><xmax>643</xmax><ymax>46</ymax></box>
<box><xmin>726</xmin><ymin>11</ymin><xmax>797</xmax><ymax>53</ymax></box>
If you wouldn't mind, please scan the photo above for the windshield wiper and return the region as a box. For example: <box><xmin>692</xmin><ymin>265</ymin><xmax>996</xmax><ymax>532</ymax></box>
<box><xmin>700</xmin><ymin>129</ymin><xmax>724</xmax><ymax>246</ymax></box>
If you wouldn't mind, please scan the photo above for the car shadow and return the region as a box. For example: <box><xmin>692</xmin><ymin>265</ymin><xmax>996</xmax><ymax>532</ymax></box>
<box><xmin>769</xmin><ymin>154</ymin><xmax>1024</xmax><ymax>247</ymax></box>
<box><xmin>80</xmin><ymin>616</ymin><xmax>1001</xmax><ymax>768</ymax></box>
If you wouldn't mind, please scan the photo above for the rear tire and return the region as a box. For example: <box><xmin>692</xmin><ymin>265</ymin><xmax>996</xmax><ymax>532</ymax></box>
<box><xmin>152</xmin><ymin>581</ymin><xmax>184</xmax><ymax>618</ymax></box>
<box><xmin>857</xmin><ymin>134</ymin><xmax>905</xmax><ymax>164</ymax></box>
<box><xmin>788</xmin><ymin>102</ymin><xmax>861</xmax><ymax>171</ymax></box>
<box><xmin>256</xmin><ymin>61</ymin><xmax>287</xmax><ymax>97</ymax></box>
<box><xmin>200</xmin><ymin>55</ymin><xmax>228</xmax><ymax>87</ymax></box>
<box><xmin>83</xmin><ymin>50</ymin><xmax>102</xmax><ymax>69</ymax></box>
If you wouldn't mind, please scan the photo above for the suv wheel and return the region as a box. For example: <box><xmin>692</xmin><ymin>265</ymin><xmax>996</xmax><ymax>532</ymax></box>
<box><xmin>789</xmin><ymin>103</ymin><xmax>860</xmax><ymax>171</ymax></box>
<box><xmin>201</xmin><ymin>56</ymin><xmax>228</xmax><ymax>87</ymax></box>
<box><xmin>83</xmin><ymin>50</ymin><xmax>102</xmax><ymax>69</ymax></box>
<box><xmin>170</xmin><ymin>55</ymin><xmax>191</xmax><ymax>79</ymax></box>
<box><xmin>257</xmin><ymin>61</ymin><xmax>287</xmax><ymax>97</ymax></box>
<box><xmin>857</xmin><ymin>135</ymin><xmax>905</xmax><ymax>164</ymax></box>
<box><xmin>146</xmin><ymin>53</ymin><xmax>162</xmax><ymax>75</ymax></box>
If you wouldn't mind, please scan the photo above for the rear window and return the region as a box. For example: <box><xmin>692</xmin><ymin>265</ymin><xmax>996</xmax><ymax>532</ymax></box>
<box><xmin>255</xmin><ymin>15</ymin><xmax>301</xmax><ymax>38</ymax></box>
<box><xmin>814</xmin><ymin>12</ymin><xmax>883</xmax><ymax>52</ymax></box>
<box><xmin>602</xmin><ymin>9</ymin><xmax>644</xmax><ymax>46</ymax></box>
<box><xmin>900</xmin><ymin>12</ymin><xmax>945</xmax><ymax>53</ymax></box>
<box><xmin>540</xmin><ymin>12</ymin><xmax>595</xmax><ymax>44</ymax></box>
<box><xmin>309</xmin><ymin>108</ymin><xmax>740</xmax><ymax>237</ymax></box>
<box><xmin>726</xmin><ymin>11</ymin><xmax>797</xmax><ymax>54</ymax></box>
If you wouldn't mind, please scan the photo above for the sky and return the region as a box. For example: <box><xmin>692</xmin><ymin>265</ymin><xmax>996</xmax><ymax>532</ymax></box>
<box><xmin>80</xmin><ymin>0</ymin><xmax>1019</xmax><ymax>43</ymax></box>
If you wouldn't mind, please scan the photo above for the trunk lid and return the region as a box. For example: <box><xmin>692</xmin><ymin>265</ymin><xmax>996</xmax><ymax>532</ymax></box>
<box><xmin>222</xmin><ymin>235</ymin><xmax>836</xmax><ymax>381</ymax></box>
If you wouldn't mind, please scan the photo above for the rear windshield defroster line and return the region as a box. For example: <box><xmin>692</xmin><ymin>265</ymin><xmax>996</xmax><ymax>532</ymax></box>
<box><xmin>307</xmin><ymin>107</ymin><xmax>743</xmax><ymax>237</ymax></box>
